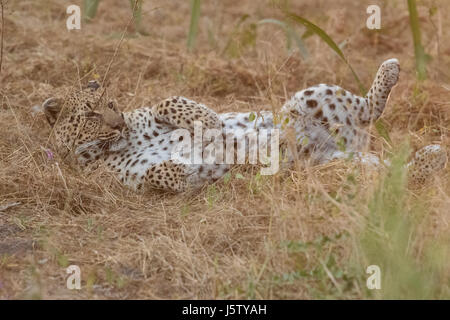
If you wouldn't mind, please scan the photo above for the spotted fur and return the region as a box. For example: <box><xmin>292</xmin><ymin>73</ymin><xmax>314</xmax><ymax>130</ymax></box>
<box><xmin>280</xmin><ymin>58</ymin><xmax>400</xmax><ymax>163</ymax></box>
<box><xmin>408</xmin><ymin>145</ymin><xmax>448</xmax><ymax>185</ymax></box>
<box><xmin>42</xmin><ymin>59</ymin><xmax>446</xmax><ymax>192</ymax></box>
<box><xmin>43</xmin><ymin>81</ymin><xmax>127</xmax><ymax>165</ymax></box>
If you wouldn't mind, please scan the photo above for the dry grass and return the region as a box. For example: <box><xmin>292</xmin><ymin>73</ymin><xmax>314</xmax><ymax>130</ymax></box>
<box><xmin>0</xmin><ymin>0</ymin><xmax>449</xmax><ymax>299</ymax></box>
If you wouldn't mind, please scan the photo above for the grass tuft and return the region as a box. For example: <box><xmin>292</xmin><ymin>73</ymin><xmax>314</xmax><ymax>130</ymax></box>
<box><xmin>187</xmin><ymin>0</ymin><xmax>202</xmax><ymax>52</ymax></box>
<box><xmin>0</xmin><ymin>0</ymin><xmax>448</xmax><ymax>299</ymax></box>
<box><xmin>356</xmin><ymin>144</ymin><xmax>449</xmax><ymax>299</ymax></box>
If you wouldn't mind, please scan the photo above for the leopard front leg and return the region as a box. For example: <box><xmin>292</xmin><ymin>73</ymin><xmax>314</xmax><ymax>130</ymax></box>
<box><xmin>152</xmin><ymin>96</ymin><xmax>222</xmax><ymax>131</ymax></box>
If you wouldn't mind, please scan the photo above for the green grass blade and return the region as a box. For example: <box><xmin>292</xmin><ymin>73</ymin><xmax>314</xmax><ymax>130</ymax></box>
<box><xmin>187</xmin><ymin>0</ymin><xmax>201</xmax><ymax>52</ymax></box>
<box><xmin>285</xmin><ymin>12</ymin><xmax>366</xmax><ymax>95</ymax></box>
<box><xmin>83</xmin><ymin>0</ymin><xmax>100</xmax><ymax>21</ymax></box>
<box><xmin>258</xmin><ymin>19</ymin><xmax>287</xmax><ymax>31</ymax></box>
<box><xmin>287</xmin><ymin>26</ymin><xmax>310</xmax><ymax>59</ymax></box>
<box><xmin>129</xmin><ymin>0</ymin><xmax>144</xmax><ymax>34</ymax></box>
<box><xmin>375</xmin><ymin>119</ymin><xmax>392</xmax><ymax>145</ymax></box>
<box><xmin>407</xmin><ymin>0</ymin><xmax>429</xmax><ymax>80</ymax></box>
<box><xmin>222</xmin><ymin>14</ymin><xmax>250</xmax><ymax>57</ymax></box>
<box><xmin>357</xmin><ymin>143</ymin><xmax>449</xmax><ymax>299</ymax></box>
<box><xmin>258</xmin><ymin>18</ymin><xmax>309</xmax><ymax>59</ymax></box>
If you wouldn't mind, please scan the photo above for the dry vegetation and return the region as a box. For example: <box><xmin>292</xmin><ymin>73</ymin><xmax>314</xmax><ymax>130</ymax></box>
<box><xmin>0</xmin><ymin>0</ymin><xmax>449</xmax><ymax>299</ymax></box>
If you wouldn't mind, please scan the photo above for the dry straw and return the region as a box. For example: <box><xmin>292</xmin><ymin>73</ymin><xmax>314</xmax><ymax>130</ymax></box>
<box><xmin>0</xmin><ymin>0</ymin><xmax>448</xmax><ymax>299</ymax></box>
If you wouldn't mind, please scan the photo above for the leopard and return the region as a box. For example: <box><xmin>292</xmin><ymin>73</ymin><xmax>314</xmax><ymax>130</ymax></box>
<box><xmin>42</xmin><ymin>58</ymin><xmax>447</xmax><ymax>193</ymax></box>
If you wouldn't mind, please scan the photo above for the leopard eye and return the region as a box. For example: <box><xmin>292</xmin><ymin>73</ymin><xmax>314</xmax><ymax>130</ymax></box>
<box><xmin>107</xmin><ymin>101</ymin><xmax>119</xmax><ymax>112</ymax></box>
<box><xmin>84</xmin><ymin>111</ymin><xmax>102</xmax><ymax>119</ymax></box>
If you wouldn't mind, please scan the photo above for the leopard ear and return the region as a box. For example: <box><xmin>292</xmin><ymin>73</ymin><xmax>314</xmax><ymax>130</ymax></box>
<box><xmin>43</xmin><ymin>97</ymin><xmax>62</xmax><ymax>127</ymax></box>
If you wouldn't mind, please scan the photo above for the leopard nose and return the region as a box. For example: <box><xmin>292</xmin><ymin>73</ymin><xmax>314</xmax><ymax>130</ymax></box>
<box><xmin>103</xmin><ymin>108</ymin><xmax>126</xmax><ymax>131</ymax></box>
<box><xmin>112</xmin><ymin>122</ymin><xmax>125</xmax><ymax>131</ymax></box>
<box><xmin>108</xmin><ymin>115</ymin><xmax>126</xmax><ymax>131</ymax></box>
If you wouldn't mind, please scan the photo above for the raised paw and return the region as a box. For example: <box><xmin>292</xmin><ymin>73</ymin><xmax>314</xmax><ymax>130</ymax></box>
<box><xmin>363</xmin><ymin>58</ymin><xmax>400</xmax><ymax>124</ymax></box>
<box><xmin>378</xmin><ymin>58</ymin><xmax>400</xmax><ymax>88</ymax></box>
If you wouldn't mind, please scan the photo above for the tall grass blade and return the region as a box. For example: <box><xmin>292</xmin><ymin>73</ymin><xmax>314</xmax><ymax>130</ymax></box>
<box><xmin>374</xmin><ymin>119</ymin><xmax>392</xmax><ymax>145</ymax></box>
<box><xmin>357</xmin><ymin>144</ymin><xmax>449</xmax><ymax>299</ymax></box>
<box><xmin>222</xmin><ymin>14</ymin><xmax>250</xmax><ymax>57</ymax></box>
<box><xmin>129</xmin><ymin>1</ymin><xmax>141</xmax><ymax>32</ymax></box>
<box><xmin>83</xmin><ymin>0</ymin><xmax>100</xmax><ymax>21</ymax></box>
<box><xmin>0</xmin><ymin>0</ymin><xmax>4</xmax><ymax>76</ymax></box>
<box><xmin>258</xmin><ymin>18</ymin><xmax>309</xmax><ymax>59</ymax></box>
<box><xmin>187</xmin><ymin>0</ymin><xmax>201</xmax><ymax>51</ymax></box>
<box><xmin>407</xmin><ymin>0</ymin><xmax>429</xmax><ymax>80</ymax></box>
<box><xmin>285</xmin><ymin>12</ymin><xmax>366</xmax><ymax>95</ymax></box>
<box><xmin>288</xmin><ymin>27</ymin><xmax>310</xmax><ymax>59</ymax></box>
<box><xmin>129</xmin><ymin>0</ymin><xmax>146</xmax><ymax>35</ymax></box>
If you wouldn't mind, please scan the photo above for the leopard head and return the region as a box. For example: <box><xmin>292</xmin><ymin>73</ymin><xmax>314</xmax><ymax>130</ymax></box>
<box><xmin>43</xmin><ymin>80</ymin><xmax>127</xmax><ymax>164</ymax></box>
